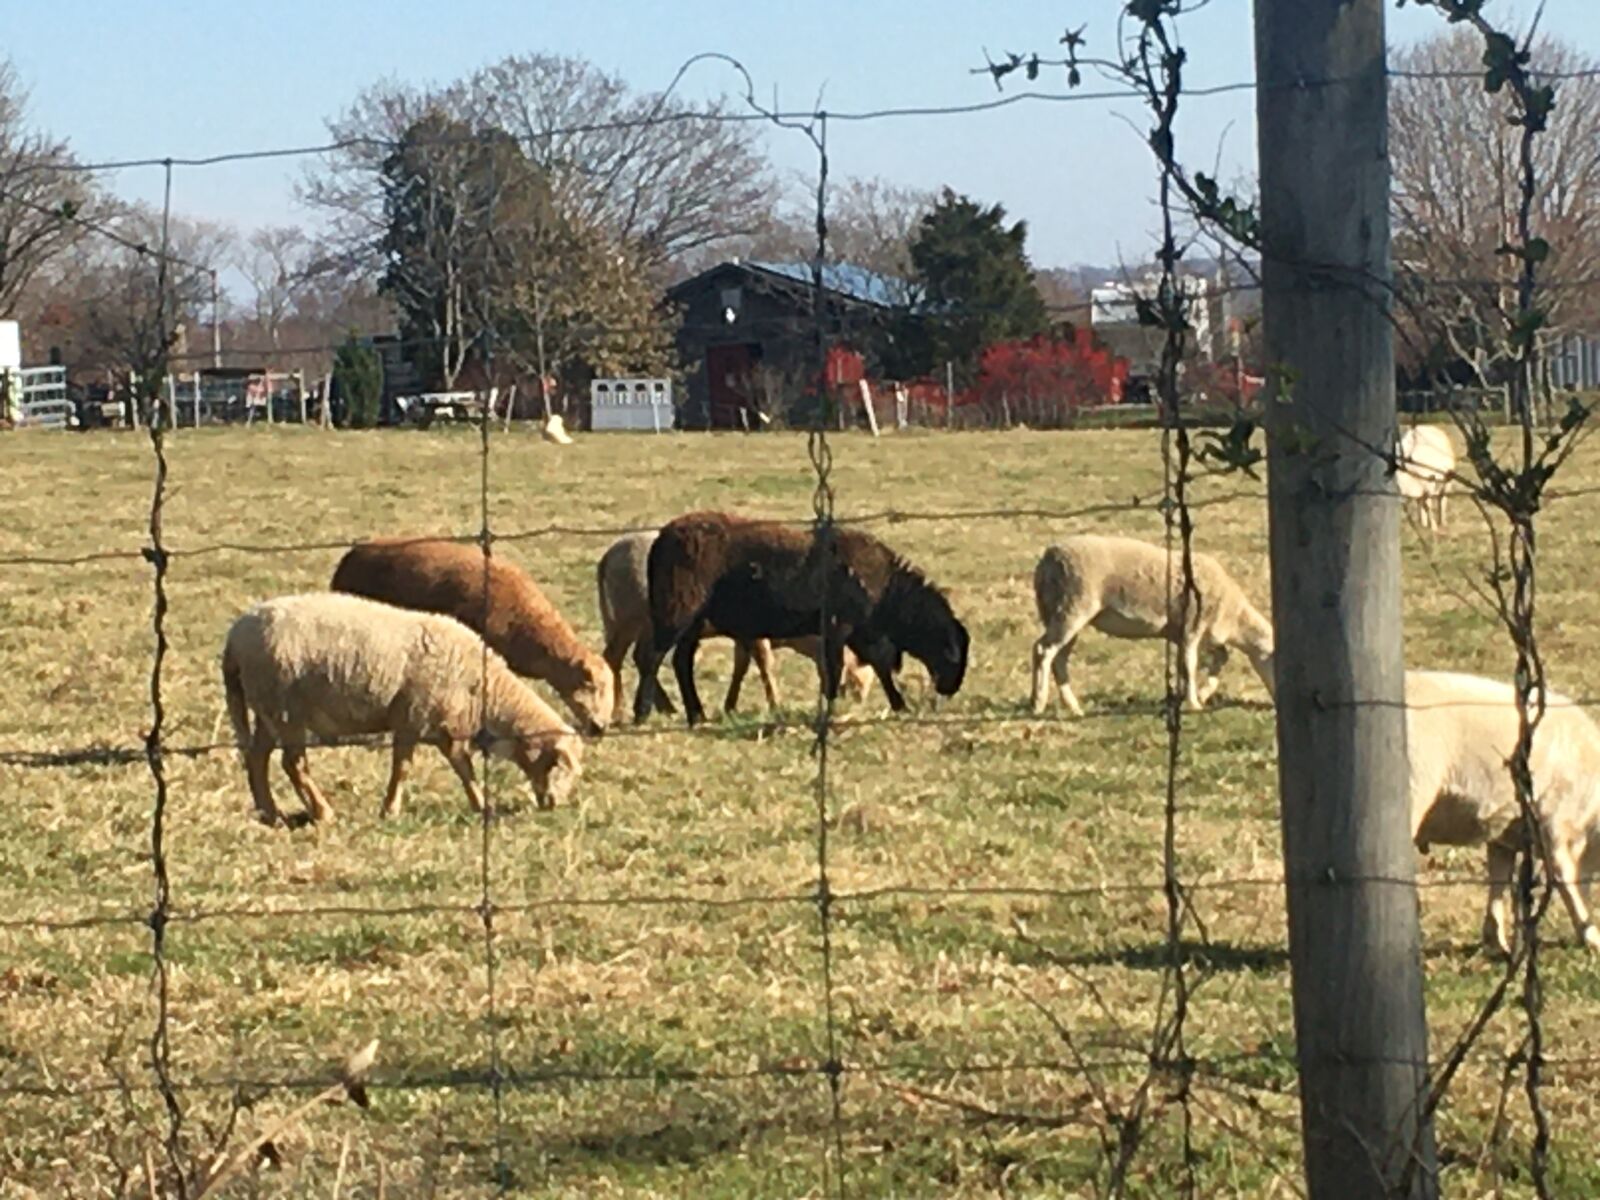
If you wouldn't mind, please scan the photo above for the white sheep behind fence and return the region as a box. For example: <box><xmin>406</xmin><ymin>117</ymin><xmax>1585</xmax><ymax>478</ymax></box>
<box><xmin>1030</xmin><ymin>534</ymin><xmax>1275</xmax><ymax>715</ymax></box>
<box><xmin>1396</xmin><ymin>423</ymin><xmax>1456</xmax><ymax>532</ymax></box>
<box><xmin>221</xmin><ymin>592</ymin><xmax>582</xmax><ymax>826</ymax></box>
<box><xmin>1407</xmin><ymin>669</ymin><xmax>1600</xmax><ymax>956</ymax></box>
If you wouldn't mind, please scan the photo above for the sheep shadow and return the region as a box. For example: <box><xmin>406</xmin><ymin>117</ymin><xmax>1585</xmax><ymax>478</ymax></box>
<box><xmin>1034</xmin><ymin>938</ymin><xmax>1289</xmax><ymax>974</ymax></box>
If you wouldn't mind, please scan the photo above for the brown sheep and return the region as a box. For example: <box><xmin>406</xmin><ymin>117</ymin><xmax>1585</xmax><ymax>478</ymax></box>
<box><xmin>331</xmin><ymin>537</ymin><xmax>613</xmax><ymax>736</ymax></box>
<box><xmin>596</xmin><ymin>529</ymin><xmax>873</xmax><ymax>725</ymax></box>
<box><xmin>645</xmin><ymin>511</ymin><xmax>969</xmax><ymax>725</ymax></box>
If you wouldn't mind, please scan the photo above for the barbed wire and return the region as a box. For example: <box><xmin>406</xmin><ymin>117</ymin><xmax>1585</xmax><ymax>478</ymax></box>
<box><xmin>8</xmin><ymin>22</ymin><xmax>1600</xmax><ymax>1200</ymax></box>
<box><xmin>10</xmin><ymin>61</ymin><xmax>1594</xmax><ymax>179</ymax></box>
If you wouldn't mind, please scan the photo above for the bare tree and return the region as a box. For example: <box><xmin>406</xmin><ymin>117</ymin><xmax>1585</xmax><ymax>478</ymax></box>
<box><xmin>234</xmin><ymin>225</ymin><xmax>315</xmax><ymax>351</ymax></box>
<box><xmin>694</xmin><ymin>174</ymin><xmax>935</xmax><ymax>298</ymax></box>
<box><xmin>1391</xmin><ymin>29</ymin><xmax>1600</xmax><ymax>384</ymax></box>
<box><xmin>299</xmin><ymin>80</ymin><xmax>459</xmax><ymax>277</ymax></box>
<box><xmin>0</xmin><ymin>60</ymin><xmax>101</xmax><ymax>317</ymax></box>
<box><xmin>1034</xmin><ymin>267</ymin><xmax>1093</xmax><ymax>324</ymax></box>
<box><xmin>31</xmin><ymin>206</ymin><xmax>234</xmax><ymax>382</ymax></box>
<box><xmin>469</xmin><ymin>53</ymin><xmax>776</xmax><ymax>271</ymax></box>
<box><xmin>304</xmin><ymin>55</ymin><xmax>777</xmax><ymax>280</ymax></box>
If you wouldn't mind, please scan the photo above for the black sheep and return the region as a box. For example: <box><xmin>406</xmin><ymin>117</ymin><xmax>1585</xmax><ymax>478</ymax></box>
<box><xmin>643</xmin><ymin>510</ymin><xmax>969</xmax><ymax>725</ymax></box>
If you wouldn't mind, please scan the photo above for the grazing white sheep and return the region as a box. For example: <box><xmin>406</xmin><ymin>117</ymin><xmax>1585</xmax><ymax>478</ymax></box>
<box><xmin>1030</xmin><ymin>534</ymin><xmax>1275</xmax><ymax>715</ymax></box>
<box><xmin>1407</xmin><ymin>670</ymin><xmax>1600</xmax><ymax>956</ymax></box>
<box><xmin>221</xmin><ymin>592</ymin><xmax>582</xmax><ymax>826</ymax></box>
<box><xmin>596</xmin><ymin>529</ymin><xmax>874</xmax><ymax>726</ymax></box>
<box><xmin>1396</xmin><ymin>424</ymin><xmax>1456</xmax><ymax>532</ymax></box>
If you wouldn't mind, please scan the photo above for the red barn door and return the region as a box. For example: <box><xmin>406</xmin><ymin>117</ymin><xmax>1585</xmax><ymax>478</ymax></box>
<box><xmin>706</xmin><ymin>343</ymin><xmax>759</xmax><ymax>430</ymax></box>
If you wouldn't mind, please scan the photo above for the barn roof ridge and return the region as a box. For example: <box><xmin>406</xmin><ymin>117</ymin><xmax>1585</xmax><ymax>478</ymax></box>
<box><xmin>666</xmin><ymin>258</ymin><xmax>908</xmax><ymax>310</ymax></box>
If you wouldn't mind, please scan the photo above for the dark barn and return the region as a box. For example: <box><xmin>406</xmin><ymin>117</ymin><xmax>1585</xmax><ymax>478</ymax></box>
<box><xmin>666</xmin><ymin>260</ymin><xmax>900</xmax><ymax>429</ymax></box>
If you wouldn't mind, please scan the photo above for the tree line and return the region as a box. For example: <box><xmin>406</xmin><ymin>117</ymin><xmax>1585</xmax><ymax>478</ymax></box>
<box><xmin>0</xmin><ymin>29</ymin><xmax>1594</xmax><ymax>414</ymax></box>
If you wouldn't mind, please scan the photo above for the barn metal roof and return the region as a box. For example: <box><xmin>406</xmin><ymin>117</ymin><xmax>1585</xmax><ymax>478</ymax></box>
<box><xmin>743</xmin><ymin>260</ymin><xmax>906</xmax><ymax>308</ymax></box>
<box><xmin>667</xmin><ymin>258</ymin><xmax>908</xmax><ymax>309</ymax></box>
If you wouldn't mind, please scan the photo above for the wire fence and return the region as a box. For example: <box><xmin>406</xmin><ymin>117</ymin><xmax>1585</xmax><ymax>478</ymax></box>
<box><xmin>4</xmin><ymin>15</ymin><xmax>1600</xmax><ymax>1198</ymax></box>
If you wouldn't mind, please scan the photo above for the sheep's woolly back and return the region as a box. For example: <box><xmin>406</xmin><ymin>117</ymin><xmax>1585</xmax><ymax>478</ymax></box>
<box><xmin>650</xmin><ymin>511</ymin><xmax>932</xmax><ymax>633</ymax></box>
<box><xmin>649</xmin><ymin>509</ymin><xmax>966</xmax><ymax>696</ymax></box>
<box><xmin>331</xmin><ymin>537</ymin><xmax>612</xmax><ymax>725</ymax></box>
<box><xmin>223</xmin><ymin>592</ymin><xmax>574</xmax><ymax>748</ymax></box>
<box><xmin>1035</xmin><ymin>534</ymin><xmax>1271</xmax><ymax>653</ymax></box>
<box><xmin>1406</xmin><ymin>670</ymin><xmax>1600</xmax><ymax>851</ymax></box>
<box><xmin>597</xmin><ymin>530</ymin><xmax>655</xmax><ymax>644</ymax></box>
<box><xmin>1396</xmin><ymin>425</ymin><xmax>1456</xmax><ymax>499</ymax></box>
<box><xmin>649</xmin><ymin>512</ymin><xmax>812</xmax><ymax>635</ymax></box>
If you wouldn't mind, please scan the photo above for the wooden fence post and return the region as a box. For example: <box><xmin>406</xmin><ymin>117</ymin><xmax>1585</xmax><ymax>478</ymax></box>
<box><xmin>1256</xmin><ymin>1</ymin><xmax>1437</xmax><ymax>1195</ymax></box>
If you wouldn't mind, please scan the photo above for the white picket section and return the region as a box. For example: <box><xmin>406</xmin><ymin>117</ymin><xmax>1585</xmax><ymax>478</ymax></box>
<box><xmin>3</xmin><ymin>366</ymin><xmax>74</xmax><ymax>429</ymax></box>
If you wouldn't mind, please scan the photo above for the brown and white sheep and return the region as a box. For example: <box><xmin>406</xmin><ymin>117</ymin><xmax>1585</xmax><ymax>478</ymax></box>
<box><xmin>597</xmin><ymin>529</ymin><xmax>874</xmax><ymax>725</ymax></box>
<box><xmin>331</xmin><ymin>536</ymin><xmax>613</xmax><ymax>736</ymax></box>
<box><xmin>1407</xmin><ymin>670</ymin><xmax>1600</xmax><ymax>956</ymax></box>
<box><xmin>221</xmin><ymin>592</ymin><xmax>582</xmax><ymax>826</ymax></box>
<box><xmin>645</xmin><ymin>511</ymin><xmax>969</xmax><ymax>726</ymax></box>
<box><xmin>1030</xmin><ymin>534</ymin><xmax>1275</xmax><ymax>715</ymax></box>
<box><xmin>1396</xmin><ymin>424</ymin><xmax>1456</xmax><ymax>533</ymax></box>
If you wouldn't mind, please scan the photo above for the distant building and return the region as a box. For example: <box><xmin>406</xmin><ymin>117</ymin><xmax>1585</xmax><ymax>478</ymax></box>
<box><xmin>665</xmin><ymin>259</ymin><xmax>903</xmax><ymax>429</ymax></box>
<box><xmin>1549</xmin><ymin>331</ymin><xmax>1600</xmax><ymax>391</ymax></box>
<box><xmin>1088</xmin><ymin>266</ymin><xmax>1259</xmax><ymax>384</ymax></box>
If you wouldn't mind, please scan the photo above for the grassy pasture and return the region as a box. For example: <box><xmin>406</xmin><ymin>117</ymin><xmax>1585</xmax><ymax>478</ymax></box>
<box><xmin>2</xmin><ymin>425</ymin><xmax>1599</xmax><ymax>1197</ymax></box>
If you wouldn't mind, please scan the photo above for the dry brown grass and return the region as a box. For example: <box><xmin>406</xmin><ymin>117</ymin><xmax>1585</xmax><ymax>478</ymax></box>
<box><xmin>2</xmin><ymin>424</ymin><xmax>1599</xmax><ymax>1197</ymax></box>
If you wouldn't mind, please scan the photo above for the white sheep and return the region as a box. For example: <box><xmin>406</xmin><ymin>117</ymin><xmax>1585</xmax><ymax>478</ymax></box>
<box><xmin>221</xmin><ymin>592</ymin><xmax>583</xmax><ymax>826</ymax></box>
<box><xmin>1030</xmin><ymin>534</ymin><xmax>1275</xmax><ymax>715</ymax></box>
<box><xmin>1395</xmin><ymin>424</ymin><xmax>1456</xmax><ymax>533</ymax></box>
<box><xmin>1407</xmin><ymin>669</ymin><xmax>1600</xmax><ymax>955</ymax></box>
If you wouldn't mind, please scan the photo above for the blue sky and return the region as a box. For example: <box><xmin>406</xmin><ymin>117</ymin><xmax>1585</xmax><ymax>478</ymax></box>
<box><xmin>7</xmin><ymin>2</ymin><xmax>1595</xmax><ymax>292</ymax></box>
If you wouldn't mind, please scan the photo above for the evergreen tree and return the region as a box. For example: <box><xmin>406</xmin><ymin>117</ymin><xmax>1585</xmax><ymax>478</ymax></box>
<box><xmin>894</xmin><ymin>189</ymin><xmax>1048</xmax><ymax>384</ymax></box>
<box><xmin>332</xmin><ymin>334</ymin><xmax>382</xmax><ymax>428</ymax></box>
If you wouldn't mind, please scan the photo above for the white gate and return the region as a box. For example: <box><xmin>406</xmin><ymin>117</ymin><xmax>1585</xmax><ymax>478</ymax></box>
<box><xmin>590</xmin><ymin>378</ymin><xmax>673</xmax><ymax>432</ymax></box>
<box><xmin>2</xmin><ymin>366</ymin><xmax>73</xmax><ymax>429</ymax></box>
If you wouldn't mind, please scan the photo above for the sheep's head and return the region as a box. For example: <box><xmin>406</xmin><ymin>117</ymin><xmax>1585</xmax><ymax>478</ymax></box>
<box><xmin>928</xmin><ymin>617</ymin><xmax>970</xmax><ymax>696</ymax></box>
<box><xmin>906</xmin><ymin>608</ymin><xmax>968</xmax><ymax>697</ymax></box>
<box><xmin>568</xmin><ymin>667</ymin><xmax>615</xmax><ymax>738</ymax></box>
<box><xmin>514</xmin><ymin>733</ymin><xmax>584</xmax><ymax>810</ymax></box>
<box><xmin>893</xmin><ymin>577</ymin><xmax>969</xmax><ymax>698</ymax></box>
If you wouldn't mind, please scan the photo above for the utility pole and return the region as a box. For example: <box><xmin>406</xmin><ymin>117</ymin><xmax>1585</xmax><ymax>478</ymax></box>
<box><xmin>1255</xmin><ymin>3</ymin><xmax>1437</xmax><ymax>1198</ymax></box>
<box><xmin>210</xmin><ymin>270</ymin><xmax>222</xmax><ymax>369</ymax></box>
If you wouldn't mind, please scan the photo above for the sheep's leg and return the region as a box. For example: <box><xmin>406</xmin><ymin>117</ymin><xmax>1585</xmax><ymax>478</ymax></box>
<box><xmin>1181</xmin><ymin>637</ymin><xmax>1205</xmax><ymax>711</ymax></box>
<box><xmin>1547</xmin><ymin>838</ymin><xmax>1600</xmax><ymax>952</ymax></box>
<box><xmin>725</xmin><ymin>641</ymin><xmax>751</xmax><ymax>713</ymax></box>
<box><xmin>1580</xmin><ymin>838</ymin><xmax>1600</xmax><ymax>910</ymax></box>
<box><xmin>1196</xmin><ymin>643</ymin><xmax>1229</xmax><ymax>705</ymax></box>
<box><xmin>672</xmin><ymin>631</ymin><xmax>708</xmax><ymax>726</ymax></box>
<box><xmin>752</xmin><ymin>639</ymin><xmax>781</xmax><ymax>711</ymax></box>
<box><xmin>854</xmin><ymin>637</ymin><xmax>906</xmax><ymax>713</ymax></box>
<box><xmin>1483</xmin><ymin>841</ymin><xmax>1517</xmax><ymax>959</ymax></box>
<box><xmin>443</xmin><ymin>739</ymin><xmax>485</xmax><ymax>813</ymax></box>
<box><xmin>280</xmin><ymin>741</ymin><xmax>335</xmax><ymax>825</ymax></box>
<box><xmin>820</xmin><ymin>633</ymin><xmax>845</xmax><ymax>700</ymax></box>
<box><xmin>846</xmin><ymin>653</ymin><xmax>873</xmax><ymax>703</ymax></box>
<box><xmin>630</xmin><ymin>638</ymin><xmax>675</xmax><ymax>720</ymax></box>
<box><xmin>1030</xmin><ymin>635</ymin><xmax>1062</xmax><ymax>715</ymax></box>
<box><xmin>381</xmin><ymin>738</ymin><xmax>416</xmax><ymax>818</ymax></box>
<box><xmin>245</xmin><ymin>722</ymin><xmax>281</xmax><ymax>826</ymax></box>
<box><xmin>602</xmin><ymin>631</ymin><xmax>632</xmax><ymax>727</ymax></box>
<box><xmin>1033</xmin><ymin>610</ymin><xmax>1088</xmax><ymax>716</ymax></box>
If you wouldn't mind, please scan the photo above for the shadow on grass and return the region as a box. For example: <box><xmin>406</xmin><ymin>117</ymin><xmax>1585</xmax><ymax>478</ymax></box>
<box><xmin>530</xmin><ymin>1104</ymin><xmax>819</xmax><ymax>1174</ymax></box>
<box><xmin>1032</xmin><ymin>938</ymin><xmax>1289</xmax><ymax>974</ymax></box>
